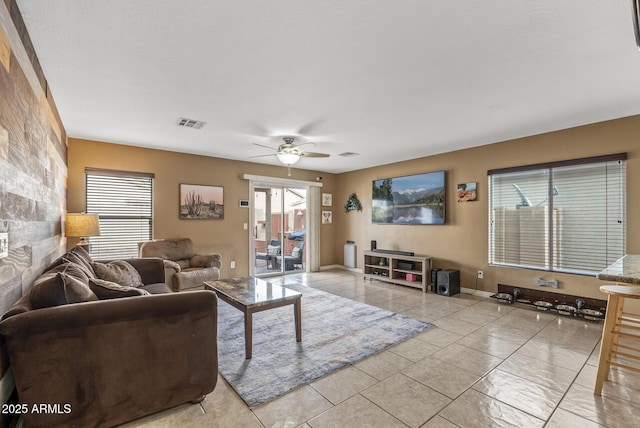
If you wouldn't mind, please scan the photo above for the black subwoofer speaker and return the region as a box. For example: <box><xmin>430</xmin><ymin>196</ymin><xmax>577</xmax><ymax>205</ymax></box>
<box><xmin>437</xmin><ymin>269</ymin><xmax>460</xmax><ymax>297</ymax></box>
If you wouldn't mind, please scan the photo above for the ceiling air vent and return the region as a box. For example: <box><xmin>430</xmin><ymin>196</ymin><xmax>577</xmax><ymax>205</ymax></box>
<box><xmin>177</xmin><ymin>117</ymin><xmax>206</xmax><ymax>129</ymax></box>
<box><xmin>339</xmin><ymin>152</ymin><xmax>359</xmax><ymax>157</ymax></box>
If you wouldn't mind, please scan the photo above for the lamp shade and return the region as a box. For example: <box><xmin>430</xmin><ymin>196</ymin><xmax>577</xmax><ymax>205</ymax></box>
<box><xmin>65</xmin><ymin>213</ymin><xmax>101</xmax><ymax>238</ymax></box>
<box><xmin>276</xmin><ymin>152</ymin><xmax>301</xmax><ymax>165</ymax></box>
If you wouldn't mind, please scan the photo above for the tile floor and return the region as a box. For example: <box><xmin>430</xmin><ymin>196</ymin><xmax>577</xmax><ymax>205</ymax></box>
<box><xmin>121</xmin><ymin>270</ymin><xmax>640</xmax><ymax>428</ymax></box>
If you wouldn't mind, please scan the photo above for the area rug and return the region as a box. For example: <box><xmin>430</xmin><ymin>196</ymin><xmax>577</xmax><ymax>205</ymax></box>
<box><xmin>216</xmin><ymin>283</ymin><xmax>433</xmax><ymax>407</ymax></box>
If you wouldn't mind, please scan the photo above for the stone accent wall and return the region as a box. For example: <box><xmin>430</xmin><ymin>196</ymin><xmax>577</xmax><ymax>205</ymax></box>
<box><xmin>0</xmin><ymin>1</ymin><xmax>67</xmax><ymax>419</ymax></box>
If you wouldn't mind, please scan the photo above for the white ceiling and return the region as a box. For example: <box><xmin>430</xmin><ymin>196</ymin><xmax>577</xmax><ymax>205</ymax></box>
<box><xmin>16</xmin><ymin>1</ymin><xmax>640</xmax><ymax>174</ymax></box>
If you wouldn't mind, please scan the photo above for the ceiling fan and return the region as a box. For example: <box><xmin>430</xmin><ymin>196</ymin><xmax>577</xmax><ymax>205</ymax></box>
<box><xmin>251</xmin><ymin>136</ymin><xmax>330</xmax><ymax>175</ymax></box>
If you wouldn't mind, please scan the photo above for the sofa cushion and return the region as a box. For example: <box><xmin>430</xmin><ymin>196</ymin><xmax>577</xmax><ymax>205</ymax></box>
<box><xmin>140</xmin><ymin>282</ymin><xmax>173</xmax><ymax>294</ymax></box>
<box><xmin>191</xmin><ymin>254</ymin><xmax>214</xmax><ymax>268</ymax></box>
<box><xmin>62</xmin><ymin>274</ymin><xmax>100</xmax><ymax>303</ymax></box>
<box><xmin>175</xmin><ymin>259</ymin><xmax>192</xmax><ymax>270</ymax></box>
<box><xmin>62</xmin><ymin>251</ymin><xmax>96</xmax><ymax>279</ymax></box>
<box><xmin>30</xmin><ymin>265</ymin><xmax>98</xmax><ymax>309</ymax></box>
<box><xmin>29</xmin><ymin>273</ymin><xmax>68</xmax><ymax>308</ymax></box>
<box><xmin>92</xmin><ymin>260</ymin><xmax>143</xmax><ymax>288</ymax></box>
<box><xmin>43</xmin><ymin>245</ymin><xmax>93</xmax><ymax>273</ymax></box>
<box><xmin>174</xmin><ymin>267</ymin><xmax>218</xmax><ymax>291</ymax></box>
<box><xmin>89</xmin><ymin>278</ymin><xmax>150</xmax><ymax>299</ymax></box>
<box><xmin>50</xmin><ymin>262</ymin><xmax>91</xmax><ymax>283</ymax></box>
<box><xmin>70</xmin><ymin>245</ymin><xmax>93</xmax><ymax>265</ymax></box>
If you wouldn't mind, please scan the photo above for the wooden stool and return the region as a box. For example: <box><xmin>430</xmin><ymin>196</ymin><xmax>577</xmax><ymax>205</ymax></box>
<box><xmin>594</xmin><ymin>285</ymin><xmax>640</xmax><ymax>395</ymax></box>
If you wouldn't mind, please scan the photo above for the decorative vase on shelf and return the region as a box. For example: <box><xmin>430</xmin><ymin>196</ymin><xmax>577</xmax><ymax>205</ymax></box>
<box><xmin>379</xmin><ymin>258</ymin><xmax>386</xmax><ymax>266</ymax></box>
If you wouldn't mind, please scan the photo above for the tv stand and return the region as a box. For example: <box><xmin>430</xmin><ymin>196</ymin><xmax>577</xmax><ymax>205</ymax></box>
<box><xmin>363</xmin><ymin>250</ymin><xmax>433</xmax><ymax>293</ymax></box>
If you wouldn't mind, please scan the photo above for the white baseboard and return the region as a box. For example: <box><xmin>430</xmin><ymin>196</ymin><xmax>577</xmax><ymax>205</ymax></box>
<box><xmin>319</xmin><ymin>264</ymin><xmax>362</xmax><ymax>273</ymax></box>
<box><xmin>319</xmin><ymin>264</ymin><xmax>342</xmax><ymax>271</ymax></box>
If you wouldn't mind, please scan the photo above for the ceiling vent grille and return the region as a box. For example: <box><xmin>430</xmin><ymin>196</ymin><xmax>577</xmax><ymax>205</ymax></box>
<box><xmin>339</xmin><ymin>152</ymin><xmax>359</xmax><ymax>157</ymax></box>
<box><xmin>177</xmin><ymin>118</ymin><xmax>206</xmax><ymax>129</ymax></box>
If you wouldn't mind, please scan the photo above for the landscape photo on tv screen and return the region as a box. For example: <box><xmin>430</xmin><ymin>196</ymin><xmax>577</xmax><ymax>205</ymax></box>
<box><xmin>372</xmin><ymin>170</ymin><xmax>445</xmax><ymax>224</ymax></box>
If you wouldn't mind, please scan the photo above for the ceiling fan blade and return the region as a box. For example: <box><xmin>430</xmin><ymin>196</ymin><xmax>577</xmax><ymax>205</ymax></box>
<box><xmin>295</xmin><ymin>141</ymin><xmax>316</xmax><ymax>148</ymax></box>
<box><xmin>252</xmin><ymin>142</ymin><xmax>277</xmax><ymax>151</ymax></box>
<box><xmin>247</xmin><ymin>122</ymin><xmax>271</xmax><ymax>137</ymax></box>
<box><xmin>249</xmin><ymin>153</ymin><xmax>277</xmax><ymax>159</ymax></box>
<box><xmin>297</xmin><ymin>119</ymin><xmax>326</xmax><ymax>136</ymax></box>
<box><xmin>301</xmin><ymin>152</ymin><xmax>330</xmax><ymax>158</ymax></box>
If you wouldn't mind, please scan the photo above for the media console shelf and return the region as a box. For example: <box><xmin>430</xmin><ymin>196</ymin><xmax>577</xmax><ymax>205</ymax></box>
<box><xmin>363</xmin><ymin>250</ymin><xmax>433</xmax><ymax>293</ymax></box>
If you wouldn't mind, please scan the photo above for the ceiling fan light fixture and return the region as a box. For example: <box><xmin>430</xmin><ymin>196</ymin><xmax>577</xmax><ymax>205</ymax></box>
<box><xmin>276</xmin><ymin>152</ymin><xmax>301</xmax><ymax>165</ymax></box>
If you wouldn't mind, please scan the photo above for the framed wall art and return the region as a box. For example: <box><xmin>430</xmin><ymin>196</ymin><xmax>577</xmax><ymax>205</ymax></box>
<box><xmin>322</xmin><ymin>193</ymin><xmax>332</xmax><ymax>206</ymax></box>
<box><xmin>457</xmin><ymin>182</ymin><xmax>477</xmax><ymax>202</ymax></box>
<box><xmin>179</xmin><ymin>184</ymin><xmax>224</xmax><ymax>219</ymax></box>
<box><xmin>322</xmin><ymin>210</ymin><xmax>333</xmax><ymax>224</ymax></box>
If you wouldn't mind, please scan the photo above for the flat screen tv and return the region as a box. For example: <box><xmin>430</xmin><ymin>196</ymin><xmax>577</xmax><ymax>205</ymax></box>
<box><xmin>372</xmin><ymin>170</ymin><xmax>445</xmax><ymax>225</ymax></box>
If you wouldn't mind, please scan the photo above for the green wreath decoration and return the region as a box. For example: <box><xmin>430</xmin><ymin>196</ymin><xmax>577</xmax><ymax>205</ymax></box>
<box><xmin>344</xmin><ymin>193</ymin><xmax>362</xmax><ymax>212</ymax></box>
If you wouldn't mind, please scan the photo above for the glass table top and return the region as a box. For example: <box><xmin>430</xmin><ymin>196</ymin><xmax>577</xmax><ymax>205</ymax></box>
<box><xmin>205</xmin><ymin>277</ymin><xmax>301</xmax><ymax>307</ymax></box>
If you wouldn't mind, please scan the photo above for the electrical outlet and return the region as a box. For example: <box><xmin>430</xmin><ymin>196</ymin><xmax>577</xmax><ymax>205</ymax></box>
<box><xmin>0</xmin><ymin>232</ymin><xmax>8</xmax><ymax>259</ymax></box>
<box><xmin>230</xmin><ymin>261</ymin><xmax>236</xmax><ymax>269</ymax></box>
<box><xmin>477</xmin><ymin>270</ymin><xmax>484</xmax><ymax>279</ymax></box>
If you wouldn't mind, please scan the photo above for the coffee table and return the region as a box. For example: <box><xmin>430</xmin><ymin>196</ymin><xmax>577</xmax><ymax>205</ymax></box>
<box><xmin>204</xmin><ymin>277</ymin><xmax>302</xmax><ymax>359</ymax></box>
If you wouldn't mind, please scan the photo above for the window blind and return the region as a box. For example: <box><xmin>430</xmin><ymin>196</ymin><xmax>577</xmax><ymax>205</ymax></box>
<box><xmin>85</xmin><ymin>169</ymin><xmax>154</xmax><ymax>260</ymax></box>
<box><xmin>488</xmin><ymin>154</ymin><xmax>626</xmax><ymax>275</ymax></box>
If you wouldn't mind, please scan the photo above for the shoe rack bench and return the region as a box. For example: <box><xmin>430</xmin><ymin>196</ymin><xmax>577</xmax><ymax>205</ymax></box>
<box><xmin>363</xmin><ymin>250</ymin><xmax>432</xmax><ymax>293</ymax></box>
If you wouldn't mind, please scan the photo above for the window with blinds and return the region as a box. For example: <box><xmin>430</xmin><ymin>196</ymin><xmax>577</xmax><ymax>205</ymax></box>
<box><xmin>85</xmin><ymin>168</ymin><xmax>154</xmax><ymax>260</ymax></box>
<box><xmin>488</xmin><ymin>153</ymin><xmax>626</xmax><ymax>275</ymax></box>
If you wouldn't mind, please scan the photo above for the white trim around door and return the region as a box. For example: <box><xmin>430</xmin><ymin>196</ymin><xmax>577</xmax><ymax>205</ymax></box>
<box><xmin>243</xmin><ymin>174</ymin><xmax>322</xmax><ymax>277</ymax></box>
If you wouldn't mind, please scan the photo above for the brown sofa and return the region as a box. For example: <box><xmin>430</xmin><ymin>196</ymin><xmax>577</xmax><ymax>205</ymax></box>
<box><xmin>0</xmin><ymin>246</ymin><xmax>218</xmax><ymax>428</ymax></box>
<box><xmin>139</xmin><ymin>238</ymin><xmax>222</xmax><ymax>291</ymax></box>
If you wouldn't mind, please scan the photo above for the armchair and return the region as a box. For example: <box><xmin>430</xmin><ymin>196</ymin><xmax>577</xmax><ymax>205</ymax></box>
<box><xmin>255</xmin><ymin>239</ymin><xmax>281</xmax><ymax>270</ymax></box>
<box><xmin>276</xmin><ymin>241</ymin><xmax>304</xmax><ymax>271</ymax></box>
<box><xmin>139</xmin><ymin>238</ymin><xmax>222</xmax><ymax>291</ymax></box>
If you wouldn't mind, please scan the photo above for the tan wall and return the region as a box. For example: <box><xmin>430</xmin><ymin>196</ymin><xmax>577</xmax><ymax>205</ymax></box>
<box><xmin>69</xmin><ymin>115</ymin><xmax>640</xmax><ymax>298</ymax></box>
<box><xmin>334</xmin><ymin>115</ymin><xmax>640</xmax><ymax>300</ymax></box>
<box><xmin>67</xmin><ymin>138</ymin><xmax>338</xmax><ymax>277</ymax></box>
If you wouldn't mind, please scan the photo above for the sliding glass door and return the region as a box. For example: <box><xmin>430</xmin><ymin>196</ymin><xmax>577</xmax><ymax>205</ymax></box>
<box><xmin>252</xmin><ymin>186</ymin><xmax>307</xmax><ymax>277</ymax></box>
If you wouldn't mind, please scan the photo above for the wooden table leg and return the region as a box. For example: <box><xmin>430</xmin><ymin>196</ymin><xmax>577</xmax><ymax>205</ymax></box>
<box><xmin>294</xmin><ymin>298</ymin><xmax>302</xmax><ymax>342</ymax></box>
<box><xmin>244</xmin><ymin>309</ymin><xmax>253</xmax><ymax>359</ymax></box>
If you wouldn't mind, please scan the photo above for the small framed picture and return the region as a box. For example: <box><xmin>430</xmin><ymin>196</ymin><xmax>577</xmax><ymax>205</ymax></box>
<box><xmin>457</xmin><ymin>182</ymin><xmax>477</xmax><ymax>202</ymax></box>
<box><xmin>322</xmin><ymin>193</ymin><xmax>332</xmax><ymax>206</ymax></box>
<box><xmin>239</xmin><ymin>199</ymin><xmax>249</xmax><ymax>208</ymax></box>
<box><xmin>322</xmin><ymin>210</ymin><xmax>333</xmax><ymax>224</ymax></box>
<box><xmin>179</xmin><ymin>183</ymin><xmax>224</xmax><ymax>219</ymax></box>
